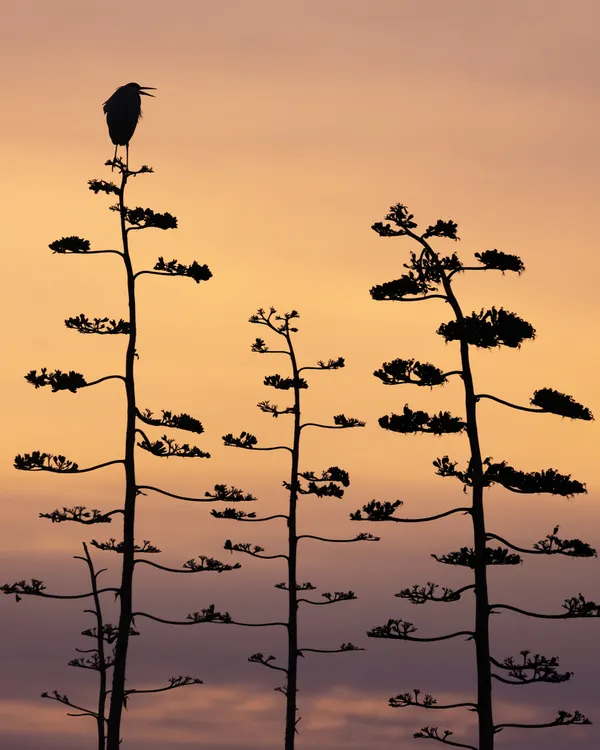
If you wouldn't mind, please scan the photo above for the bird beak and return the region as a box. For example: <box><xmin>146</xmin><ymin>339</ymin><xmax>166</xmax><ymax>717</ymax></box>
<box><xmin>139</xmin><ymin>87</ymin><xmax>156</xmax><ymax>97</ymax></box>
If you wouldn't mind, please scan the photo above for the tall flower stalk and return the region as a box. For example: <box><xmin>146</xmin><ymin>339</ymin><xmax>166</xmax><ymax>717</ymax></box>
<box><xmin>3</xmin><ymin>156</ymin><xmax>241</xmax><ymax>749</ymax></box>
<box><xmin>216</xmin><ymin>307</ymin><xmax>376</xmax><ymax>749</ymax></box>
<box><xmin>352</xmin><ymin>204</ymin><xmax>595</xmax><ymax>750</ymax></box>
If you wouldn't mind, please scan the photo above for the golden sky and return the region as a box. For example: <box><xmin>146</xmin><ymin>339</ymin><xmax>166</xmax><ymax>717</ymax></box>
<box><xmin>1</xmin><ymin>2</ymin><xmax>599</xmax><ymax>749</ymax></box>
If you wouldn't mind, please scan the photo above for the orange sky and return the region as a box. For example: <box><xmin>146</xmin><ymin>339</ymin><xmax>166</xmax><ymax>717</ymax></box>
<box><xmin>1</xmin><ymin>2</ymin><xmax>599</xmax><ymax>749</ymax></box>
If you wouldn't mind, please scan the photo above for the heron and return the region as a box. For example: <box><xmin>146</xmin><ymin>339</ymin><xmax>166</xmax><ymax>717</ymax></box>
<box><xmin>103</xmin><ymin>82</ymin><xmax>156</xmax><ymax>167</ymax></box>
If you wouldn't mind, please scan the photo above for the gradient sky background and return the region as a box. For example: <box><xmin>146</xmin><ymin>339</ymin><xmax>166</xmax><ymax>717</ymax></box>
<box><xmin>1</xmin><ymin>1</ymin><xmax>599</xmax><ymax>748</ymax></box>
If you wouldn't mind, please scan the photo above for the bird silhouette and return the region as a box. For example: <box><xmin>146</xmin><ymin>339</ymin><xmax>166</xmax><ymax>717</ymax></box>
<box><xmin>103</xmin><ymin>82</ymin><xmax>155</xmax><ymax>167</ymax></box>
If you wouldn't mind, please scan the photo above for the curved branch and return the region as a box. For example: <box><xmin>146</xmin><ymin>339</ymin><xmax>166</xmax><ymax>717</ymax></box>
<box><xmin>133</xmin><ymin>559</ymin><xmax>237</xmax><ymax>574</ymax></box>
<box><xmin>228</xmin><ymin>444</ymin><xmax>293</xmax><ymax>453</ymax></box>
<box><xmin>369</xmin><ymin>630</ymin><xmax>474</xmax><ymax>643</ymax></box>
<box><xmin>376</xmin><ymin>507</ymin><xmax>472</xmax><ymax>524</ymax></box>
<box><xmin>136</xmin><ymin>486</ymin><xmax>217</xmax><ymax>503</ymax></box>
<box><xmin>300</xmin><ymin>423</ymin><xmax>352</xmax><ymax>431</ymax></box>
<box><xmin>298</xmin><ymin>646</ymin><xmax>364</xmax><ymax>654</ymax></box>
<box><xmin>486</xmin><ymin>533</ymin><xmax>542</xmax><ymax>556</ymax></box>
<box><xmin>133</xmin><ymin>270</ymin><xmax>176</xmax><ymax>281</ymax></box>
<box><xmin>379</xmin><ymin>295</ymin><xmax>449</xmax><ymax>303</ymax></box>
<box><xmin>132</xmin><ymin>612</ymin><xmax>287</xmax><ymax>628</ymax></box>
<box><xmin>494</xmin><ymin>710</ymin><xmax>591</xmax><ymax>731</ymax></box>
<box><xmin>298</xmin><ymin>533</ymin><xmax>379</xmax><ymax>543</ymax></box>
<box><xmin>85</xmin><ymin>375</ymin><xmax>126</xmax><ymax>388</ymax></box>
<box><xmin>489</xmin><ymin>603</ymin><xmax>595</xmax><ymax>620</ymax></box>
<box><xmin>3</xmin><ymin>587</ymin><xmax>119</xmax><ymax>601</ymax></box>
<box><xmin>79</xmin><ymin>249</ymin><xmax>123</xmax><ymax>258</ymax></box>
<box><xmin>476</xmin><ymin>394</ymin><xmax>544</xmax><ymax>414</ymax></box>
<box><xmin>236</xmin><ymin>514</ymin><xmax>289</xmax><ymax>522</ymax></box>
<box><xmin>73</xmin><ymin>460</ymin><xmax>124</xmax><ymax>475</ymax></box>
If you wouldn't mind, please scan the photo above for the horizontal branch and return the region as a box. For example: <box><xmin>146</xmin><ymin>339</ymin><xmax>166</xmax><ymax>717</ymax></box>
<box><xmin>352</xmin><ymin>505</ymin><xmax>471</xmax><ymax>524</ymax></box>
<box><xmin>379</xmin><ymin>295</ymin><xmax>449</xmax><ymax>303</ymax></box>
<box><xmin>133</xmin><ymin>558</ymin><xmax>239</xmax><ymax>574</ymax></box>
<box><xmin>236</xmin><ymin>514</ymin><xmax>288</xmax><ymax>522</ymax></box>
<box><xmin>300</xmin><ymin>423</ymin><xmax>351</xmax><ymax>431</ymax></box>
<box><xmin>298</xmin><ymin>645</ymin><xmax>364</xmax><ymax>655</ymax></box>
<box><xmin>494</xmin><ymin>710</ymin><xmax>591</xmax><ymax>732</ymax></box>
<box><xmin>132</xmin><ymin>612</ymin><xmax>287</xmax><ymax>629</ymax></box>
<box><xmin>298</xmin><ymin>533</ymin><xmax>380</xmax><ymax>544</ymax></box>
<box><xmin>1</xmin><ymin>583</ymin><xmax>119</xmax><ymax>601</ymax></box>
<box><xmin>489</xmin><ymin>600</ymin><xmax>600</xmax><ymax>619</ymax></box>
<box><xmin>390</xmin><ymin>691</ymin><xmax>477</xmax><ymax>711</ymax></box>
<box><xmin>136</xmin><ymin>486</ymin><xmax>217</xmax><ymax>503</ymax></box>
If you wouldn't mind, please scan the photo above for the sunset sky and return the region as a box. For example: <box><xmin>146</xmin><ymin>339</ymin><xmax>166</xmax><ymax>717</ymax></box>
<box><xmin>1</xmin><ymin>1</ymin><xmax>599</xmax><ymax>748</ymax></box>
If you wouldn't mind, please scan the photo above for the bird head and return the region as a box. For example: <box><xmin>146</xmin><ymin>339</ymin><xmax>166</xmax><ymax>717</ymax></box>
<box><xmin>127</xmin><ymin>82</ymin><xmax>156</xmax><ymax>97</ymax></box>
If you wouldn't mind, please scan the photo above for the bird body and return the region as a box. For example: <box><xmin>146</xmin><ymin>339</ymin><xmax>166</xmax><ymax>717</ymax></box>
<box><xmin>103</xmin><ymin>82</ymin><xmax>155</xmax><ymax>165</ymax></box>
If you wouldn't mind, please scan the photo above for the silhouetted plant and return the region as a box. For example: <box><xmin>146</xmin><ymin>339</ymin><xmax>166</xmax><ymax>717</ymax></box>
<box><xmin>213</xmin><ymin>307</ymin><xmax>373</xmax><ymax>750</ymax></box>
<box><xmin>353</xmin><ymin>203</ymin><xmax>594</xmax><ymax>749</ymax></box>
<box><xmin>3</xmin><ymin>155</ymin><xmax>240</xmax><ymax>750</ymax></box>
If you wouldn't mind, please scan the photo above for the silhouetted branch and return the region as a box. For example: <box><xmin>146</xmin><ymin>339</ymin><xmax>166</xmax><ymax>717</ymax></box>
<box><xmin>437</xmin><ymin>307</ymin><xmax>536</xmax><ymax>349</ymax></box>
<box><xmin>133</xmin><ymin>605</ymin><xmax>286</xmax><ymax>629</ymax></box>
<box><xmin>483</xmin><ymin>460</ymin><xmax>585</xmax><ymax>496</ymax></box>
<box><xmin>413</xmin><ymin>726</ymin><xmax>476</xmax><ymax>749</ymax></box>
<box><xmin>224</xmin><ymin>540</ymin><xmax>288</xmax><ymax>560</ymax></box>
<box><xmin>374</xmin><ymin>359</ymin><xmax>449</xmax><ymax>387</ymax></box>
<box><xmin>390</xmin><ymin>690</ymin><xmax>476</xmax><ymax>711</ymax></box>
<box><xmin>351</xmin><ymin>500</ymin><xmax>471</xmax><ymax>524</ymax></box>
<box><xmin>136</xmin><ymin>432</ymin><xmax>210</xmax><ymax>458</ymax></box>
<box><xmin>136</xmin><ymin>408</ymin><xmax>204</xmax><ymax>434</ymax></box>
<box><xmin>134</xmin><ymin>256</ymin><xmax>212</xmax><ymax>283</ymax></box>
<box><xmin>223</xmin><ymin>431</ymin><xmax>292</xmax><ymax>452</ymax></box>
<box><xmin>41</xmin><ymin>690</ymin><xmax>100</xmax><ymax>721</ymax></box>
<box><xmin>494</xmin><ymin>710</ymin><xmax>591</xmax><ymax>732</ymax></box>
<box><xmin>1</xmin><ymin>579</ymin><xmax>119</xmax><ymax>602</ymax></box>
<box><xmin>486</xmin><ymin>527</ymin><xmax>596</xmax><ymax>558</ymax></box>
<box><xmin>258</xmin><ymin>400</ymin><xmax>295</xmax><ymax>418</ymax></box>
<box><xmin>249</xmin><ymin>653</ymin><xmax>288</xmax><ymax>674</ymax></box>
<box><xmin>40</xmin><ymin>506</ymin><xmax>122</xmax><ymax>525</ymax></box>
<box><xmin>478</xmin><ymin>390</ymin><xmax>594</xmax><ymax>421</ymax></box>
<box><xmin>298</xmin><ymin>643</ymin><xmax>364</xmax><ymax>655</ymax></box>
<box><xmin>368</xmin><ymin>619</ymin><xmax>474</xmax><ymax>643</ymax></box>
<box><xmin>298</xmin><ymin>591</ymin><xmax>357</xmax><ymax>606</ymax></box>
<box><xmin>396</xmin><ymin>582</ymin><xmax>474</xmax><ymax>605</ymax></box>
<box><xmin>25</xmin><ymin>368</ymin><xmax>125</xmax><ymax>392</ymax></box>
<box><xmin>211</xmin><ymin>507</ymin><xmax>285</xmax><ymax>522</ymax></box>
<box><xmin>134</xmin><ymin>556</ymin><xmax>240</xmax><ymax>574</ymax></box>
<box><xmin>137</xmin><ymin>483</ymin><xmax>256</xmax><ymax>504</ymax></box>
<box><xmin>112</xmin><ymin>206</ymin><xmax>177</xmax><ymax>231</ymax></box>
<box><xmin>90</xmin><ymin>539</ymin><xmax>160</xmax><ymax>554</ymax></box>
<box><xmin>476</xmin><ymin>394</ymin><xmax>544</xmax><ymax>413</ymax></box>
<box><xmin>491</xmin><ymin>594</ymin><xmax>600</xmax><ymax>619</ymax></box>
<box><xmin>379</xmin><ymin>405</ymin><xmax>465</xmax><ymax>435</ymax></box>
<box><xmin>298</xmin><ymin>357</ymin><xmax>345</xmax><ymax>373</ymax></box>
<box><xmin>124</xmin><ymin>676</ymin><xmax>203</xmax><ymax>700</ymax></box>
<box><xmin>301</xmin><ymin>414</ymin><xmax>366</xmax><ymax>430</ymax></box>
<box><xmin>14</xmin><ymin>452</ymin><xmax>123</xmax><ymax>474</ymax></box>
<box><xmin>65</xmin><ymin>315</ymin><xmax>130</xmax><ymax>335</ymax></box>
<box><xmin>298</xmin><ymin>533</ymin><xmax>380</xmax><ymax>543</ymax></box>
<box><xmin>432</xmin><ymin>547</ymin><xmax>521</xmax><ymax>567</ymax></box>
<box><xmin>490</xmin><ymin>650</ymin><xmax>572</xmax><ymax>685</ymax></box>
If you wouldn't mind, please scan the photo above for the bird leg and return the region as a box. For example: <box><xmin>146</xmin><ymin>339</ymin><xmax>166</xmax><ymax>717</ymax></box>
<box><xmin>111</xmin><ymin>144</ymin><xmax>118</xmax><ymax>172</ymax></box>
